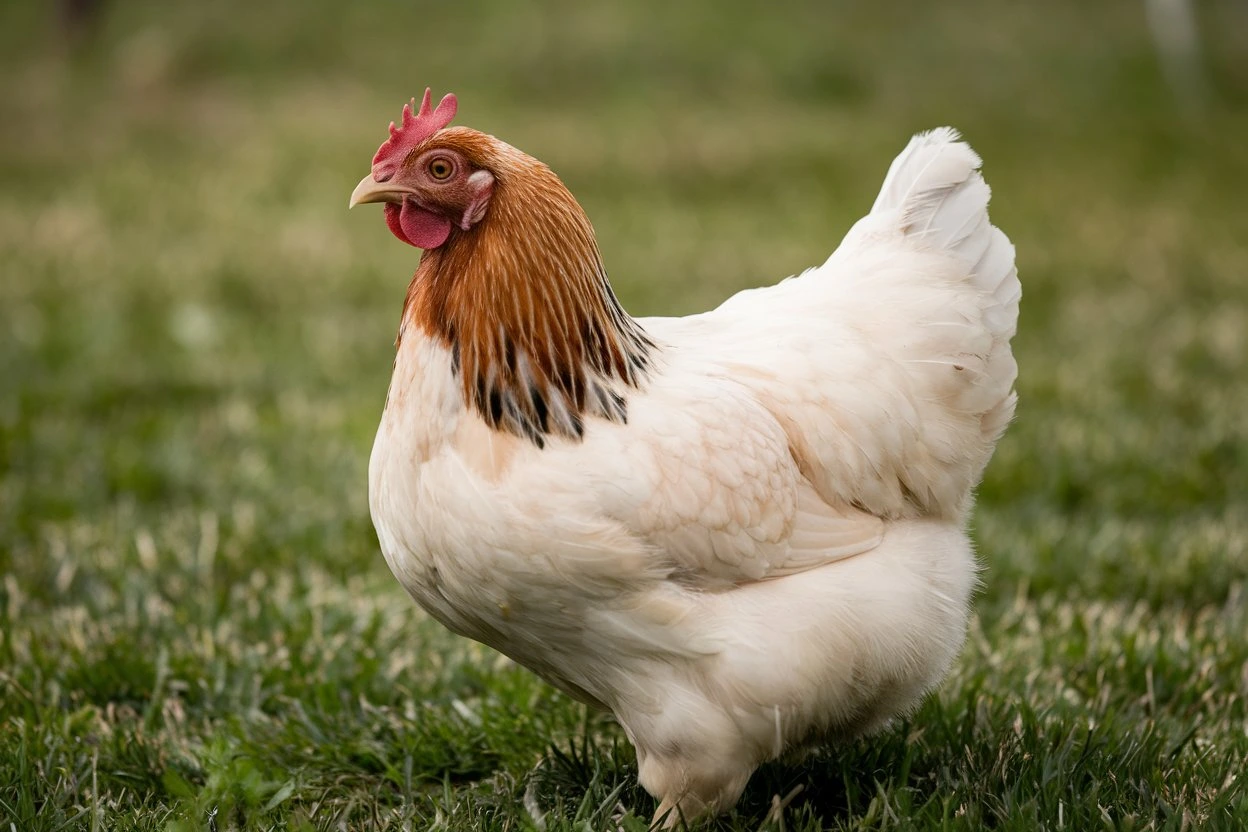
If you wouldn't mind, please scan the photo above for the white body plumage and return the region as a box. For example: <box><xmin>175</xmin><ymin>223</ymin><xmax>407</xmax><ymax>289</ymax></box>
<box><xmin>368</xmin><ymin>127</ymin><xmax>1019</xmax><ymax>819</ymax></box>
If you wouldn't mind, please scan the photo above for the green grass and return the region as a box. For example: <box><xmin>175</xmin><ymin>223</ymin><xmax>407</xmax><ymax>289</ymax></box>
<box><xmin>2</xmin><ymin>0</ymin><xmax>1247</xmax><ymax>828</ymax></box>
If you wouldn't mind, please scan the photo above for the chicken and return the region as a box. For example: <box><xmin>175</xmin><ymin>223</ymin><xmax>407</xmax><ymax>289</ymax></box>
<box><xmin>350</xmin><ymin>89</ymin><xmax>1019</xmax><ymax>825</ymax></box>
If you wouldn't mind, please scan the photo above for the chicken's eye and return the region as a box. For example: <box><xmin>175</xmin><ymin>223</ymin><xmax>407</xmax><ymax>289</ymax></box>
<box><xmin>428</xmin><ymin>158</ymin><xmax>454</xmax><ymax>180</ymax></box>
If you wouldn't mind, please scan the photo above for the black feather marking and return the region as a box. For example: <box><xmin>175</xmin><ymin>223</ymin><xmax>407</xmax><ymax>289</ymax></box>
<box><xmin>555</xmin><ymin>365</ymin><xmax>574</xmax><ymax>394</ymax></box>
<box><xmin>553</xmin><ymin>365</ymin><xmax>585</xmax><ymax>410</ymax></box>
<box><xmin>488</xmin><ymin>387</ymin><xmax>503</xmax><ymax>426</ymax></box>
<box><xmin>530</xmin><ymin>386</ymin><xmax>549</xmax><ymax>432</ymax></box>
<box><xmin>594</xmin><ymin>384</ymin><xmax>625</xmax><ymax>423</ymax></box>
<box><xmin>610</xmin><ymin>391</ymin><xmax>627</xmax><ymax>423</ymax></box>
<box><xmin>582</xmin><ymin>321</ymin><xmax>603</xmax><ymax>371</ymax></box>
<box><xmin>512</xmin><ymin>399</ymin><xmax>547</xmax><ymax>448</ymax></box>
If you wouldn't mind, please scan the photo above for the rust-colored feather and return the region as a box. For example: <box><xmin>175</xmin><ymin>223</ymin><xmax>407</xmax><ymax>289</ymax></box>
<box><xmin>400</xmin><ymin>128</ymin><xmax>653</xmax><ymax>446</ymax></box>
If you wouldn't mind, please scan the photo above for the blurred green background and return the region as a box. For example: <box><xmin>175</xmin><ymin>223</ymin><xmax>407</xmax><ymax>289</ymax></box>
<box><xmin>2</xmin><ymin>1</ymin><xmax>1247</xmax><ymax>829</ymax></box>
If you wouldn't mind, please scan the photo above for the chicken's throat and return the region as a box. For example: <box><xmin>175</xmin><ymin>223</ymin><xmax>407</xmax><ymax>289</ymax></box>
<box><xmin>400</xmin><ymin>166</ymin><xmax>654</xmax><ymax>448</ymax></box>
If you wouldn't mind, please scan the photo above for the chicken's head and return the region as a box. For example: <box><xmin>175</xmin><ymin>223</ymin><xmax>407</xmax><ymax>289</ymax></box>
<box><xmin>349</xmin><ymin>89</ymin><xmax>495</xmax><ymax>249</ymax></box>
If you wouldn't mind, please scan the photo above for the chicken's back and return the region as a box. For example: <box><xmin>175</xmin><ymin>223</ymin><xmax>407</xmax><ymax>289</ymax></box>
<box><xmin>652</xmin><ymin>128</ymin><xmax>1020</xmax><ymax>524</ymax></box>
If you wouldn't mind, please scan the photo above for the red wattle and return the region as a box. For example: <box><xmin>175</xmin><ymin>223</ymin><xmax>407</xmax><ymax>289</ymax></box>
<box><xmin>383</xmin><ymin>201</ymin><xmax>451</xmax><ymax>249</ymax></box>
<box><xmin>383</xmin><ymin>203</ymin><xmax>409</xmax><ymax>246</ymax></box>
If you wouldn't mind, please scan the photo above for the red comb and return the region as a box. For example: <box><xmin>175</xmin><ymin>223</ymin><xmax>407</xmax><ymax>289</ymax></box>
<box><xmin>371</xmin><ymin>88</ymin><xmax>458</xmax><ymax>180</ymax></box>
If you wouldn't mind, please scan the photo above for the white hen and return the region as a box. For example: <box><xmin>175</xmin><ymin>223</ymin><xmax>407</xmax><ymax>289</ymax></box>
<box><xmin>353</xmin><ymin>91</ymin><xmax>1019</xmax><ymax>825</ymax></box>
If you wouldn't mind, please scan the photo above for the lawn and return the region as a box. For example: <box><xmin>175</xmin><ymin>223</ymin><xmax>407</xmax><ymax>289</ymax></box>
<box><xmin>2</xmin><ymin>0</ymin><xmax>1247</xmax><ymax>829</ymax></box>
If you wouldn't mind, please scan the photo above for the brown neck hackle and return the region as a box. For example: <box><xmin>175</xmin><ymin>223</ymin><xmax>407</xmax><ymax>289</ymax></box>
<box><xmin>400</xmin><ymin>128</ymin><xmax>654</xmax><ymax>447</ymax></box>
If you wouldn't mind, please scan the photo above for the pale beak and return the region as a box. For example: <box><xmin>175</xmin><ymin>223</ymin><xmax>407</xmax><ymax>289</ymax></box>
<box><xmin>349</xmin><ymin>174</ymin><xmax>412</xmax><ymax>208</ymax></box>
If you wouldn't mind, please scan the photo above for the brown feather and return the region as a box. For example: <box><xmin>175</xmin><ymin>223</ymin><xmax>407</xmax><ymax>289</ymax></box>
<box><xmin>399</xmin><ymin>128</ymin><xmax>653</xmax><ymax>445</ymax></box>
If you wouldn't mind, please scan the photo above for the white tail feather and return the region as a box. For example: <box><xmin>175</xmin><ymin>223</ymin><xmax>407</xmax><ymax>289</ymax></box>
<box><xmin>870</xmin><ymin>127</ymin><xmax>1021</xmax><ymax>488</ymax></box>
<box><xmin>871</xmin><ymin>127</ymin><xmax>1020</xmax><ymax>346</ymax></box>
